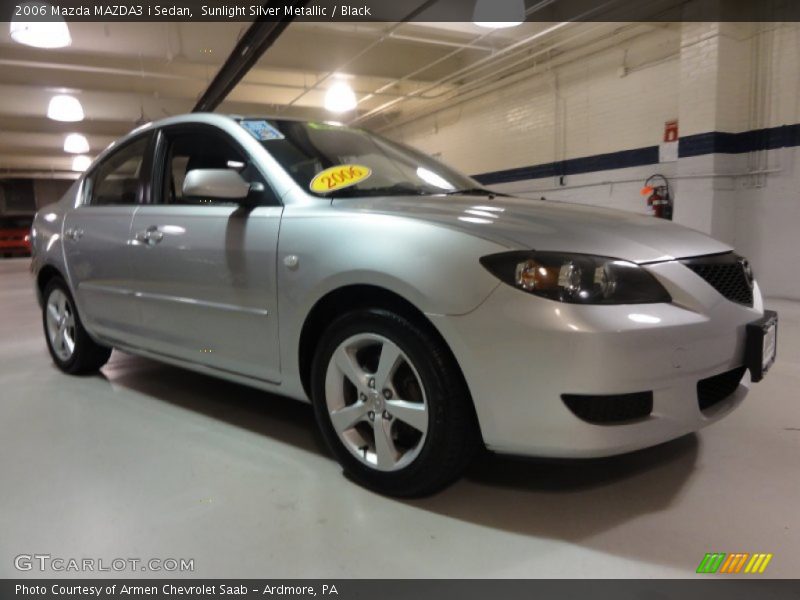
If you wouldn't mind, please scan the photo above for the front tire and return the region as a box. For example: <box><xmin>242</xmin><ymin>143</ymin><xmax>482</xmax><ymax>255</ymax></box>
<box><xmin>311</xmin><ymin>308</ymin><xmax>479</xmax><ymax>497</ymax></box>
<box><xmin>42</xmin><ymin>277</ymin><xmax>111</xmax><ymax>375</ymax></box>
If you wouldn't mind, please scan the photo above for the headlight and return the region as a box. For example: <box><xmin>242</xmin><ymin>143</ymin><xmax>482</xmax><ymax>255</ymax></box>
<box><xmin>480</xmin><ymin>251</ymin><xmax>672</xmax><ymax>304</ymax></box>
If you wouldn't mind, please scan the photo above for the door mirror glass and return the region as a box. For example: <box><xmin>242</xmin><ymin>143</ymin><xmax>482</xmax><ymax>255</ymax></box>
<box><xmin>182</xmin><ymin>169</ymin><xmax>251</xmax><ymax>200</ymax></box>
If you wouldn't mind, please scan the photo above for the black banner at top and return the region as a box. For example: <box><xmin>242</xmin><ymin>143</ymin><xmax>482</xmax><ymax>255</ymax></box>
<box><xmin>2</xmin><ymin>0</ymin><xmax>800</xmax><ymax>23</ymax></box>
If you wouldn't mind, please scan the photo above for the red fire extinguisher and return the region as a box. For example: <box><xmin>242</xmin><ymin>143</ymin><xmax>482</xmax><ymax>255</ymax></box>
<box><xmin>640</xmin><ymin>174</ymin><xmax>673</xmax><ymax>220</ymax></box>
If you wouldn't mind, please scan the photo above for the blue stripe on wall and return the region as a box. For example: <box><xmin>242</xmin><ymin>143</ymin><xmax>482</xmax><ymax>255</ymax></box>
<box><xmin>678</xmin><ymin>123</ymin><xmax>800</xmax><ymax>157</ymax></box>
<box><xmin>474</xmin><ymin>146</ymin><xmax>659</xmax><ymax>185</ymax></box>
<box><xmin>472</xmin><ymin>123</ymin><xmax>800</xmax><ymax>185</ymax></box>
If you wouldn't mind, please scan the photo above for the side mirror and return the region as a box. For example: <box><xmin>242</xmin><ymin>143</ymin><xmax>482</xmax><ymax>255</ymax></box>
<box><xmin>182</xmin><ymin>169</ymin><xmax>253</xmax><ymax>201</ymax></box>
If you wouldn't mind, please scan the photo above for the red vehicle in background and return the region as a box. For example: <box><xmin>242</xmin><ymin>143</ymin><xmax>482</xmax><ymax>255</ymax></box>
<box><xmin>0</xmin><ymin>215</ymin><xmax>33</xmax><ymax>257</ymax></box>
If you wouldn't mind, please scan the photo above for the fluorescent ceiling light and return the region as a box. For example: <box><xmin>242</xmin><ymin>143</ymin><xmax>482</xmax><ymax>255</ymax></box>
<box><xmin>63</xmin><ymin>133</ymin><xmax>89</xmax><ymax>154</ymax></box>
<box><xmin>473</xmin><ymin>0</ymin><xmax>524</xmax><ymax>28</ymax></box>
<box><xmin>48</xmin><ymin>95</ymin><xmax>84</xmax><ymax>122</ymax></box>
<box><xmin>324</xmin><ymin>81</ymin><xmax>357</xmax><ymax>113</ymax></box>
<box><xmin>10</xmin><ymin>4</ymin><xmax>71</xmax><ymax>48</ymax></box>
<box><xmin>71</xmin><ymin>155</ymin><xmax>91</xmax><ymax>172</ymax></box>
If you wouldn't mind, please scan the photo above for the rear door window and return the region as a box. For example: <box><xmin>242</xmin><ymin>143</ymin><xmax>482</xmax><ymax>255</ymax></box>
<box><xmin>87</xmin><ymin>135</ymin><xmax>151</xmax><ymax>206</ymax></box>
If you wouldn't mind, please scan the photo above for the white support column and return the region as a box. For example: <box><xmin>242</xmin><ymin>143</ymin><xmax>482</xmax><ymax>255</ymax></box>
<box><xmin>673</xmin><ymin>21</ymin><xmax>754</xmax><ymax>244</ymax></box>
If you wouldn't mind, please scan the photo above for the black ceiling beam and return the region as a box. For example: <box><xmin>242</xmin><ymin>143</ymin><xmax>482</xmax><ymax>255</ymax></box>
<box><xmin>192</xmin><ymin>1</ymin><xmax>305</xmax><ymax>113</ymax></box>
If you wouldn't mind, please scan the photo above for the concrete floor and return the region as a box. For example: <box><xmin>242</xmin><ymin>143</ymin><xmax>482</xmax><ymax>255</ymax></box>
<box><xmin>0</xmin><ymin>257</ymin><xmax>798</xmax><ymax>578</ymax></box>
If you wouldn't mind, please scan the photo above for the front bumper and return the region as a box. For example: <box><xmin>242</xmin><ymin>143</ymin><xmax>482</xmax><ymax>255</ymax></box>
<box><xmin>428</xmin><ymin>259</ymin><xmax>765</xmax><ymax>458</ymax></box>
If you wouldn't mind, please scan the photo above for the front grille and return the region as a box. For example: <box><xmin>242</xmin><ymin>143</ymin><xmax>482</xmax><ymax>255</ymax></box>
<box><xmin>681</xmin><ymin>252</ymin><xmax>753</xmax><ymax>306</ymax></box>
<box><xmin>562</xmin><ymin>391</ymin><xmax>653</xmax><ymax>424</ymax></box>
<box><xmin>697</xmin><ymin>366</ymin><xmax>746</xmax><ymax>411</ymax></box>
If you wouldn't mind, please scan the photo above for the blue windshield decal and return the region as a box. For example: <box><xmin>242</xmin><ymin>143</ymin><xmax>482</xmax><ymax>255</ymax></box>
<box><xmin>241</xmin><ymin>120</ymin><xmax>285</xmax><ymax>141</ymax></box>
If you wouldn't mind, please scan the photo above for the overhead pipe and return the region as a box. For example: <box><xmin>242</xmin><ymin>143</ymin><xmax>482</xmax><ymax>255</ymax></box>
<box><xmin>387</xmin><ymin>32</ymin><xmax>496</xmax><ymax>52</ymax></box>
<box><xmin>0</xmin><ymin>58</ymin><xmax>427</xmax><ymax>101</ymax></box>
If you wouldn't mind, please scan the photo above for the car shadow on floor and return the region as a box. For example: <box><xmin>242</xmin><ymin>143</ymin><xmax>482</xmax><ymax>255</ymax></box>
<box><xmin>100</xmin><ymin>350</ymin><xmax>699</xmax><ymax>571</ymax></box>
<box><xmin>410</xmin><ymin>433</ymin><xmax>698</xmax><ymax>520</ymax></box>
<box><xmin>100</xmin><ymin>351</ymin><xmax>328</xmax><ymax>458</ymax></box>
<box><xmin>403</xmin><ymin>430</ymin><xmax>700</xmax><ymax>573</ymax></box>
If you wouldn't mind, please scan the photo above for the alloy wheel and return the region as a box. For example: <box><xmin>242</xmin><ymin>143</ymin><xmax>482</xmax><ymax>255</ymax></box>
<box><xmin>46</xmin><ymin>289</ymin><xmax>76</xmax><ymax>362</ymax></box>
<box><xmin>324</xmin><ymin>333</ymin><xmax>430</xmax><ymax>472</ymax></box>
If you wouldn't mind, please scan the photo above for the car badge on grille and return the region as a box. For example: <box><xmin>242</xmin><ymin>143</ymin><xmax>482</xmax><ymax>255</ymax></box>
<box><xmin>739</xmin><ymin>258</ymin><xmax>754</xmax><ymax>290</ymax></box>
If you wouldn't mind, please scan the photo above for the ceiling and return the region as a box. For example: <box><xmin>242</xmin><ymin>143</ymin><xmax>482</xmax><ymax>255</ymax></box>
<box><xmin>0</xmin><ymin>18</ymin><xmax>675</xmax><ymax>177</ymax></box>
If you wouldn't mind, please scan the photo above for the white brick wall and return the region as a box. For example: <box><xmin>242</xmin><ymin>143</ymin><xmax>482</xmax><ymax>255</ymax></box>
<box><xmin>734</xmin><ymin>147</ymin><xmax>800</xmax><ymax>300</ymax></box>
<box><xmin>386</xmin><ymin>23</ymin><xmax>799</xmax><ymax>165</ymax></box>
<box><xmin>767</xmin><ymin>23</ymin><xmax>800</xmax><ymax>128</ymax></box>
<box><xmin>386</xmin><ymin>26</ymin><xmax>680</xmax><ymax>175</ymax></box>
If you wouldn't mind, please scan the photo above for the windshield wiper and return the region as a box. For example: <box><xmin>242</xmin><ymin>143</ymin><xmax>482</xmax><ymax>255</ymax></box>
<box><xmin>326</xmin><ymin>184</ymin><xmax>507</xmax><ymax>199</ymax></box>
<box><xmin>443</xmin><ymin>187</ymin><xmax>507</xmax><ymax>197</ymax></box>
<box><xmin>328</xmin><ymin>183</ymin><xmax>437</xmax><ymax>198</ymax></box>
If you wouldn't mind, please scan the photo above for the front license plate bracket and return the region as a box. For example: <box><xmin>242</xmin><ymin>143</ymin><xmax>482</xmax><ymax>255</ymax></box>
<box><xmin>745</xmin><ymin>310</ymin><xmax>778</xmax><ymax>383</ymax></box>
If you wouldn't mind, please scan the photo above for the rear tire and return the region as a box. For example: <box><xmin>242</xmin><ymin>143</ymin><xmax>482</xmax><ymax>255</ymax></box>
<box><xmin>42</xmin><ymin>277</ymin><xmax>111</xmax><ymax>375</ymax></box>
<box><xmin>311</xmin><ymin>308</ymin><xmax>480</xmax><ymax>497</ymax></box>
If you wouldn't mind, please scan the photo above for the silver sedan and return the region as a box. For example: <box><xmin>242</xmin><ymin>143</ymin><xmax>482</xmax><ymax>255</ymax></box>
<box><xmin>31</xmin><ymin>114</ymin><xmax>778</xmax><ymax>496</ymax></box>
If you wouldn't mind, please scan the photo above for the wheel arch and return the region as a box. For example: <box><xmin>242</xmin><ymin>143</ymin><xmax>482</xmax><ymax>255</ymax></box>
<box><xmin>297</xmin><ymin>284</ymin><xmax>474</xmax><ymax>415</ymax></box>
<box><xmin>35</xmin><ymin>264</ymin><xmax>66</xmax><ymax>306</ymax></box>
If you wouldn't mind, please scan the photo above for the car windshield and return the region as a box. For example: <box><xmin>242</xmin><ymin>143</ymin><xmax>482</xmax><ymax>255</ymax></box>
<box><xmin>238</xmin><ymin>119</ymin><xmax>482</xmax><ymax>198</ymax></box>
<box><xmin>0</xmin><ymin>216</ymin><xmax>33</xmax><ymax>229</ymax></box>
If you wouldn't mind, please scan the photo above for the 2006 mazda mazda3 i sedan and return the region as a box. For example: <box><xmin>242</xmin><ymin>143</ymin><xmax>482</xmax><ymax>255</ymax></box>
<box><xmin>30</xmin><ymin>114</ymin><xmax>778</xmax><ymax>496</ymax></box>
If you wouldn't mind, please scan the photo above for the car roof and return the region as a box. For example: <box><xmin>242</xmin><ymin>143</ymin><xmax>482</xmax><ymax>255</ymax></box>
<box><xmin>90</xmin><ymin>113</ymin><xmax>355</xmax><ymax>177</ymax></box>
<box><xmin>133</xmin><ymin>112</ymin><xmax>311</xmax><ymax>134</ymax></box>
<box><xmin>87</xmin><ymin>113</ymin><xmax>270</xmax><ymax>172</ymax></box>
<box><xmin>102</xmin><ymin>112</ymin><xmax>315</xmax><ymax>152</ymax></box>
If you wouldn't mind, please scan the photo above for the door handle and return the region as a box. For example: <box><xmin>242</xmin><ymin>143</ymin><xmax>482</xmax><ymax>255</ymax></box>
<box><xmin>64</xmin><ymin>228</ymin><xmax>83</xmax><ymax>241</ymax></box>
<box><xmin>135</xmin><ymin>226</ymin><xmax>164</xmax><ymax>246</ymax></box>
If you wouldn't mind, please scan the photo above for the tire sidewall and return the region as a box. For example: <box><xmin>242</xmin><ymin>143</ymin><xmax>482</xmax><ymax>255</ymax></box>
<box><xmin>42</xmin><ymin>277</ymin><xmax>99</xmax><ymax>373</ymax></box>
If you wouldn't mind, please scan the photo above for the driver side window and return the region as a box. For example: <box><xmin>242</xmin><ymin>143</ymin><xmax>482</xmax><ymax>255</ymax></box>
<box><xmin>161</xmin><ymin>128</ymin><xmax>273</xmax><ymax>206</ymax></box>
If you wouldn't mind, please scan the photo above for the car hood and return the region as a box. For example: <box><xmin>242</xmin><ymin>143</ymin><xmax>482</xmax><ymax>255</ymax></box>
<box><xmin>332</xmin><ymin>194</ymin><xmax>731</xmax><ymax>264</ymax></box>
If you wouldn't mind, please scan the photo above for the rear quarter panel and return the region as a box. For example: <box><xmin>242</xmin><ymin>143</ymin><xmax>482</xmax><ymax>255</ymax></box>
<box><xmin>31</xmin><ymin>181</ymin><xmax>79</xmax><ymax>304</ymax></box>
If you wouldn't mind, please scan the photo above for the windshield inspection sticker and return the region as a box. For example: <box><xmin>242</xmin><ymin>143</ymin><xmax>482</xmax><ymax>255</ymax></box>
<box><xmin>241</xmin><ymin>120</ymin><xmax>284</xmax><ymax>141</ymax></box>
<box><xmin>310</xmin><ymin>164</ymin><xmax>372</xmax><ymax>193</ymax></box>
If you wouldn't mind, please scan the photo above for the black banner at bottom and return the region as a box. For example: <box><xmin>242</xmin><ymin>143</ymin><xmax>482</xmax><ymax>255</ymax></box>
<box><xmin>2</xmin><ymin>580</ymin><xmax>800</xmax><ymax>600</ymax></box>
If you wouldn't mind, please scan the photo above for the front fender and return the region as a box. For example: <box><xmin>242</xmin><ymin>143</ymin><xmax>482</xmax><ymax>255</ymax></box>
<box><xmin>275</xmin><ymin>205</ymin><xmax>506</xmax><ymax>399</ymax></box>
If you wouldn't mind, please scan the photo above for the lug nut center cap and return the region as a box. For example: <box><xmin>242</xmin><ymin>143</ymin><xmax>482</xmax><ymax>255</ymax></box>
<box><xmin>369</xmin><ymin>390</ymin><xmax>382</xmax><ymax>410</ymax></box>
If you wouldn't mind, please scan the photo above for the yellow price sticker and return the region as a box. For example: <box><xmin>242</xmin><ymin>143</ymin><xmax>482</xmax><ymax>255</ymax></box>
<box><xmin>309</xmin><ymin>164</ymin><xmax>372</xmax><ymax>193</ymax></box>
